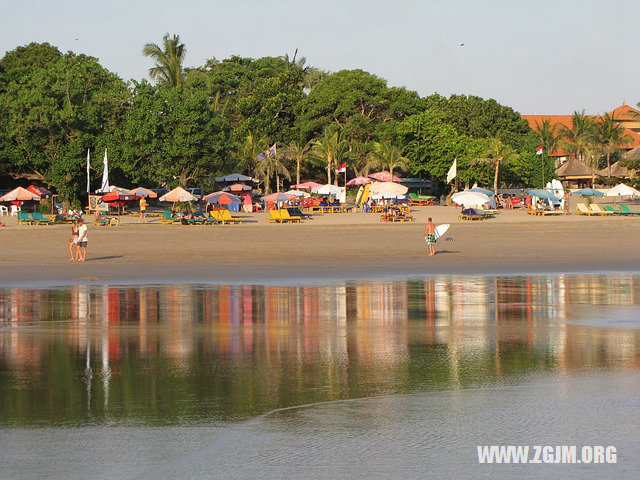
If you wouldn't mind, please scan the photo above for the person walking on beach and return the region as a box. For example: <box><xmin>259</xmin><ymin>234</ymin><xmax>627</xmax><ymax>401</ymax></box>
<box><xmin>68</xmin><ymin>220</ymin><xmax>79</xmax><ymax>261</ymax></box>
<box><xmin>423</xmin><ymin>217</ymin><xmax>436</xmax><ymax>256</ymax></box>
<box><xmin>76</xmin><ymin>218</ymin><xmax>88</xmax><ymax>262</ymax></box>
<box><xmin>138</xmin><ymin>196</ymin><xmax>148</xmax><ymax>223</ymax></box>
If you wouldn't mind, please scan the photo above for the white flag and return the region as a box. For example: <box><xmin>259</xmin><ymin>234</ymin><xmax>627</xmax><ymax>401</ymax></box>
<box><xmin>100</xmin><ymin>149</ymin><xmax>109</xmax><ymax>193</ymax></box>
<box><xmin>86</xmin><ymin>149</ymin><xmax>91</xmax><ymax>194</ymax></box>
<box><xmin>446</xmin><ymin>158</ymin><xmax>457</xmax><ymax>183</ymax></box>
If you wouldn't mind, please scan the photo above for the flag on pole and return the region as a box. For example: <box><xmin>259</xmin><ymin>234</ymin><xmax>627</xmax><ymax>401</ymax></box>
<box><xmin>100</xmin><ymin>149</ymin><xmax>109</xmax><ymax>193</ymax></box>
<box><xmin>86</xmin><ymin>149</ymin><xmax>91</xmax><ymax>194</ymax></box>
<box><xmin>336</xmin><ymin>162</ymin><xmax>346</xmax><ymax>174</ymax></box>
<box><xmin>446</xmin><ymin>158</ymin><xmax>457</xmax><ymax>183</ymax></box>
<box><xmin>536</xmin><ymin>145</ymin><xmax>543</xmax><ymax>155</ymax></box>
<box><xmin>257</xmin><ymin>144</ymin><xmax>277</xmax><ymax>162</ymax></box>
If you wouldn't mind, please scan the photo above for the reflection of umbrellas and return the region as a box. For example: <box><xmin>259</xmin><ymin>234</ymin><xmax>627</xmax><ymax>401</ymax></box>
<box><xmin>204</xmin><ymin>191</ymin><xmax>241</xmax><ymax>205</ymax></box>
<box><xmin>528</xmin><ymin>189</ymin><xmax>560</xmax><ymax>202</ymax></box>
<box><xmin>223</xmin><ymin>183</ymin><xmax>252</xmax><ymax>192</ymax></box>
<box><xmin>369</xmin><ymin>181</ymin><xmax>408</xmax><ymax>196</ymax></box>
<box><xmin>346</xmin><ymin>176</ymin><xmax>371</xmax><ymax>186</ymax></box>
<box><xmin>312</xmin><ymin>184</ymin><xmax>343</xmax><ymax>195</ymax></box>
<box><xmin>451</xmin><ymin>191</ymin><xmax>490</xmax><ymax>207</ymax></box>
<box><xmin>130</xmin><ymin>187</ymin><xmax>157</xmax><ymax>198</ymax></box>
<box><xmin>368</xmin><ymin>171</ymin><xmax>402</xmax><ymax>182</ymax></box>
<box><xmin>605</xmin><ymin>183</ymin><xmax>640</xmax><ymax>197</ymax></box>
<box><xmin>261</xmin><ymin>192</ymin><xmax>294</xmax><ymax>203</ymax></box>
<box><xmin>291</xmin><ymin>181</ymin><xmax>323</xmax><ymax>190</ymax></box>
<box><xmin>160</xmin><ymin>187</ymin><xmax>197</xmax><ymax>202</ymax></box>
<box><xmin>571</xmin><ymin>188</ymin><xmax>604</xmax><ymax>197</ymax></box>
<box><xmin>469</xmin><ymin>187</ymin><xmax>495</xmax><ymax>196</ymax></box>
<box><xmin>0</xmin><ymin>187</ymin><xmax>41</xmax><ymax>202</ymax></box>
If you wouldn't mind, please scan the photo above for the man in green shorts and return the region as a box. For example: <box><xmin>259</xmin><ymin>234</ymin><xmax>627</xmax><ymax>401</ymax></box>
<box><xmin>423</xmin><ymin>217</ymin><xmax>436</xmax><ymax>256</ymax></box>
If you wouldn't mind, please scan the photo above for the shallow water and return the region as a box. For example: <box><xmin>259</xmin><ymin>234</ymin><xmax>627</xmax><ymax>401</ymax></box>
<box><xmin>1</xmin><ymin>274</ymin><xmax>639</xmax><ymax>479</ymax></box>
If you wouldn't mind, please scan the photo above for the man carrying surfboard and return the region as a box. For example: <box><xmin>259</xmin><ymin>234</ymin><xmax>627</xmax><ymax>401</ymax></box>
<box><xmin>423</xmin><ymin>217</ymin><xmax>437</xmax><ymax>256</ymax></box>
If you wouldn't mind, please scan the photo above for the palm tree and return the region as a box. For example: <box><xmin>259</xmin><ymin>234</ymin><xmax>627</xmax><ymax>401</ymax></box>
<box><xmin>594</xmin><ymin>112</ymin><xmax>629</xmax><ymax>177</ymax></box>
<box><xmin>255</xmin><ymin>146</ymin><xmax>290</xmax><ymax>194</ymax></box>
<box><xmin>282</xmin><ymin>141</ymin><xmax>312</xmax><ymax>186</ymax></box>
<box><xmin>142</xmin><ymin>33</ymin><xmax>186</xmax><ymax>87</ymax></box>
<box><xmin>475</xmin><ymin>138</ymin><xmax>518</xmax><ymax>195</ymax></box>
<box><xmin>533</xmin><ymin>118</ymin><xmax>561</xmax><ymax>186</ymax></box>
<box><xmin>311</xmin><ymin>130</ymin><xmax>349</xmax><ymax>185</ymax></box>
<box><xmin>363</xmin><ymin>141</ymin><xmax>410</xmax><ymax>179</ymax></box>
<box><xmin>236</xmin><ymin>132</ymin><xmax>267</xmax><ymax>179</ymax></box>
<box><xmin>561</xmin><ymin>111</ymin><xmax>595</xmax><ymax>164</ymax></box>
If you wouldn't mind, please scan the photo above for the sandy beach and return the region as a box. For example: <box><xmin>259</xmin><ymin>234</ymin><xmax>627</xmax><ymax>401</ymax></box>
<box><xmin>1</xmin><ymin>206</ymin><xmax>639</xmax><ymax>286</ymax></box>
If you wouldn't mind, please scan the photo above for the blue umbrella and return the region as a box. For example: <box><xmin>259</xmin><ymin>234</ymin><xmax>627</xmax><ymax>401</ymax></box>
<box><xmin>528</xmin><ymin>189</ymin><xmax>560</xmax><ymax>202</ymax></box>
<box><xmin>470</xmin><ymin>187</ymin><xmax>495</xmax><ymax>196</ymax></box>
<box><xmin>571</xmin><ymin>188</ymin><xmax>604</xmax><ymax>197</ymax></box>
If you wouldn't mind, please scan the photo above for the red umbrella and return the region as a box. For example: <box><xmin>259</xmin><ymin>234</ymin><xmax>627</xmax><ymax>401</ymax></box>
<box><xmin>290</xmin><ymin>181</ymin><xmax>323</xmax><ymax>190</ymax></box>
<box><xmin>27</xmin><ymin>185</ymin><xmax>52</xmax><ymax>198</ymax></box>
<box><xmin>101</xmin><ymin>191</ymin><xmax>137</xmax><ymax>203</ymax></box>
<box><xmin>346</xmin><ymin>176</ymin><xmax>371</xmax><ymax>186</ymax></box>
<box><xmin>368</xmin><ymin>171</ymin><xmax>402</xmax><ymax>182</ymax></box>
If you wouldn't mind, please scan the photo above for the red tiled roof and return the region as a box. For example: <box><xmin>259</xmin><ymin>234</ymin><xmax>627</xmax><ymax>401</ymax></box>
<box><xmin>609</xmin><ymin>104</ymin><xmax>640</xmax><ymax>122</ymax></box>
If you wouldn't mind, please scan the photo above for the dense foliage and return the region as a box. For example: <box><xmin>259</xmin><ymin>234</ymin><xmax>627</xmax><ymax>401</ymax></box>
<box><xmin>0</xmin><ymin>38</ymin><xmax>558</xmax><ymax>203</ymax></box>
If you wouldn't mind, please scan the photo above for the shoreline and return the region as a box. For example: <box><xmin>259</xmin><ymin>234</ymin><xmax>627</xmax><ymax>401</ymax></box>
<box><xmin>2</xmin><ymin>206</ymin><xmax>640</xmax><ymax>287</ymax></box>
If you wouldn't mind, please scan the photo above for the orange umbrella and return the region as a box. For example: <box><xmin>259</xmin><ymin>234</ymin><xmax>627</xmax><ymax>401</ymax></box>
<box><xmin>0</xmin><ymin>187</ymin><xmax>40</xmax><ymax>202</ymax></box>
<box><xmin>130</xmin><ymin>187</ymin><xmax>158</xmax><ymax>198</ymax></box>
<box><xmin>159</xmin><ymin>187</ymin><xmax>197</xmax><ymax>202</ymax></box>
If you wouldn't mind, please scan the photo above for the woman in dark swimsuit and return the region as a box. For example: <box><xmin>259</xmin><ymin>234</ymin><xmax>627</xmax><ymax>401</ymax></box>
<box><xmin>69</xmin><ymin>220</ymin><xmax>78</xmax><ymax>261</ymax></box>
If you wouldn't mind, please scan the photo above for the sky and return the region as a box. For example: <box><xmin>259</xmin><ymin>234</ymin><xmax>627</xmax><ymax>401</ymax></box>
<box><xmin>2</xmin><ymin>0</ymin><xmax>639</xmax><ymax>115</ymax></box>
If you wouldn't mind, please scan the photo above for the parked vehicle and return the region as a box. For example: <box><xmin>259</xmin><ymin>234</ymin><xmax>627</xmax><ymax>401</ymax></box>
<box><xmin>187</xmin><ymin>188</ymin><xmax>204</xmax><ymax>200</ymax></box>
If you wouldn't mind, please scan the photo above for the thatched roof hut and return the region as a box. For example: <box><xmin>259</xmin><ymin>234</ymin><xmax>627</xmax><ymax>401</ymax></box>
<box><xmin>556</xmin><ymin>158</ymin><xmax>597</xmax><ymax>180</ymax></box>
<box><xmin>598</xmin><ymin>161</ymin><xmax>632</xmax><ymax>178</ymax></box>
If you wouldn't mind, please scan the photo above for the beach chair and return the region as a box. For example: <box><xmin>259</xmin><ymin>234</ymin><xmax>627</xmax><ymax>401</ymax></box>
<box><xmin>589</xmin><ymin>204</ymin><xmax>613</xmax><ymax>215</ymax></box>
<box><xmin>288</xmin><ymin>207</ymin><xmax>312</xmax><ymax>220</ymax></box>
<box><xmin>214</xmin><ymin>209</ymin><xmax>243</xmax><ymax>224</ymax></box>
<box><xmin>619</xmin><ymin>205</ymin><xmax>640</xmax><ymax>216</ymax></box>
<box><xmin>576</xmin><ymin>203</ymin><xmax>598</xmax><ymax>216</ymax></box>
<box><xmin>161</xmin><ymin>210</ymin><xmax>181</xmax><ymax>225</ymax></box>
<box><xmin>17</xmin><ymin>211</ymin><xmax>34</xmax><ymax>225</ymax></box>
<box><xmin>280</xmin><ymin>209</ymin><xmax>302</xmax><ymax>223</ymax></box>
<box><xmin>94</xmin><ymin>216</ymin><xmax>111</xmax><ymax>226</ymax></box>
<box><xmin>459</xmin><ymin>208</ymin><xmax>487</xmax><ymax>221</ymax></box>
<box><xmin>603</xmin><ymin>205</ymin><xmax>626</xmax><ymax>215</ymax></box>
<box><xmin>30</xmin><ymin>212</ymin><xmax>52</xmax><ymax>225</ymax></box>
<box><xmin>475</xmin><ymin>206</ymin><xmax>497</xmax><ymax>217</ymax></box>
<box><xmin>268</xmin><ymin>210</ymin><xmax>283</xmax><ymax>223</ymax></box>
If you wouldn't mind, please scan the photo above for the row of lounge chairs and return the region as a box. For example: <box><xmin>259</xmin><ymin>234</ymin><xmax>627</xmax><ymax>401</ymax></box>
<box><xmin>17</xmin><ymin>211</ymin><xmax>52</xmax><ymax>225</ymax></box>
<box><xmin>408</xmin><ymin>192</ymin><xmax>436</xmax><ymax>206</ymax></box>
<box><xmin>577</xmin><ymin>203</ymin><xmax>640</xmax><ymax>216</ymax></box>
<box><xmin>161</xmin><ymin>210</ymin><xmax>244</xmax><ymax>225</ymax></box>
<box><xmin>527</xmin><ymin>205</ymin><xmax>563</xmax><ymax>216</ymax></box>
<box><xmin>268</xmin><ymin>208</ymin><xmax>311</xmax><ymax>223</ymax></box>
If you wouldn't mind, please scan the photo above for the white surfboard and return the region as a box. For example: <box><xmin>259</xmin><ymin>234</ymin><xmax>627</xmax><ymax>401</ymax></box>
<box><xmin>434</xmin><ymin>223</ymin><xmax>450</xmax><ymax>240</ymax></box>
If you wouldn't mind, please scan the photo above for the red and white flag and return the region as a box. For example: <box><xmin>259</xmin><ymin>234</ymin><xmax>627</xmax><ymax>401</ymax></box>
<box><xmin>536</xmin><ymin>145</ymin><xmax>543</xmax><ymax>155</ymax></box>
<box><xmin>336</xmin><ymin>162</ymin><xmax>347</xmax><ymax>173</ymax></box>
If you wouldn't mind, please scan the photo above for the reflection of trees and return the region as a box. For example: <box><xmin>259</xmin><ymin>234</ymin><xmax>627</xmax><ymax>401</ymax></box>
<box><xmin>0</xmin><ymin>274</ymin><xmax>639</xmax><ymax>425</ymax></box>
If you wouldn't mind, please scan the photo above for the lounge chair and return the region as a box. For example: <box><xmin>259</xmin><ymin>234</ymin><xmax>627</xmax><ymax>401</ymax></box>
<box><xmin>288</xmin><ymin>207</ymin><xmax>312</xmax><ymax>219</ymax></box>
<box><xmin>213</xmin><ymin>209</ymin><xmax>243</xmax><ymax>224</ymax></box>
<box><xmin>475</xmin><ymin>206</ymin><xmax>497</xmax><ymax>217</ymax></box>
<box><xmin>459</xmin><ymin>208</ymin><xmax>488</xmax><ymax>221</ymax></box>
<box><xmin>577</xmin><ymin>203</ymin><xmax>598</xmax><ymax>216</ymax></box>
<box><xmin>589</xmin><ymin>204</ymin><xmax>613</xmax><ymax>215</ymax></box>
<box><xmin>94</xmin><ymin>216</ymin><xmax>111</xmax><ymax>226</ymax></box>
<box><xmin>268</xmin><ymin>210</ymin><xmax>283</xmax><ymax>223</ymax></box>
<box><xmin>17</xmin><ymin>211</ymin><xmax>34</xmax><ymax>225</ymax></box>
<box><xmin>30</xmin><ymin>212</ymin><xmax>52</xmax><ymax>225</ymax></box>
<box><xmin>280</xmin><ymin>209</ymin><xmax>302</xmax><ymax>223</ymax></box>
<box><xmin>619</xmin><ymin>204</ymin><xmax>640</xmax><ymax>216</ymax></box>
<box><xmin>603</xmin><ymin>205</ymin><xmax>626</xmax><ymax>215</ymax></box>
<box><xmin>161</xmin><ymin>210</ymin><xmax>181</xmax><ymax>225</ymax></box>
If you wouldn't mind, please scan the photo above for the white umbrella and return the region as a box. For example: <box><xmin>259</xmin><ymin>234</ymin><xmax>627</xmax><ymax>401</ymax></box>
<box><xmin>605</xmin><ymin>183</ymin><xmax>640</xmax><ymax>197</ymax></box>
<box><xmin>285</xmin><ymin>189</ymin><xmax>310</xmax><ymax>198</ymax></box>
<box><xmin>370</xmin><ymin>192</ymin><xmax>407</xmax><ymax>200</ymax></box>
<box><xmin>369</xmin><ymin>181</ymin><xmax>408</xmax><ymax>196</ymax></box>
<box><xmin>451</xmin><ymin>191</ymin><xmax>490</xmax><ymax>207</ymax></box>
<box><xmin>160</xmin><ymin>187</ymin><xmax>197</xmax><ymax>202</ymax></box>
<box><xmin>312</xmin><ymin>184</ymin><xmax>343</xmax><ymax>195</ymax></box>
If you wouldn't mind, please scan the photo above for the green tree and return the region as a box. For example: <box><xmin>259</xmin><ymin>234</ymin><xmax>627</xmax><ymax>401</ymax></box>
<box><xmin>255</xmin><ymin>147</ymin><xmax>290</xmax><ymax>194</ymax></box>
<box><xmin>142</xmin><ymin>33</ymin><xmax>187</xmax><ymax>87</ymax></box>
<box><xmin>282</xmin><ymin>140</ymin><xmax>312</xmax><ymax>186</ymax></box>
<box><xmin>560</xmin><ymin>111</ymin><xmax>594</xmax><ymax>164</ymax></box>
<box><xmin>363</xmin><ymin>141</ymin><xmax>409</xmax><ymax>179</ymax></box>
<box><xmin>593</xmin><ymin>112</ymin><xmax>629</xmax><ymax>177</ymax></box>
<box><xmin>474</xmin><ymin>138</ymin><xmax>519</xmax><ymax>195</ymax></box>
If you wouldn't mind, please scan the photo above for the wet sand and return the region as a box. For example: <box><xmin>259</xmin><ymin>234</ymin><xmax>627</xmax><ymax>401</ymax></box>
<box><xmin>1</xmin><ymin>206</ymin><xmax>639</xmax><ymax>286</ymax></box>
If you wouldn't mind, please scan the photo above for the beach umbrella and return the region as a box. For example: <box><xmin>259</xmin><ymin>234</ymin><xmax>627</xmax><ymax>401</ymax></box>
<box><xmin>370</xmin><ymin>192</ymin><xmax>407</xmax><ymax>200</ymax></box>
<box><xmin>368</xmin><ymin>170</ymin><xmax>403</xmax><ymax>182</ymax></box>
<box><xmin>571</xmin><ymin>188</ymin><xmax>604</xmax><ymax>197</ymax></box>
<box><xmin>469</xmin><ymin>187</ymin><xmax>495</xmax><ymax>196</ymax></box>
<box><xmin>605</xmin><ymin>183</ymin><xmax>640</xmax><ymax>197</ymax></box>
<box><xmin>222</xmin><ymin>183</ymin><xmax>252</xmax><ymax>192</ymax></box>
<box><xmin>312</xmin><ymin>184</ymin><xmax>343</xmax><ymax>195</ymax></box>
<box><xmin>527</xmin><ymin>189</ymin><xmax>560</xmax><ymax>202</ymax></box>
<box><xmin>0</xmin><ymin>187</ymin><xmax>40</xmax><ymax>202</ymax></box>
<box><xmin>160</xmin><ymin>187</ymin><xmax>197</xmax><ymax>203</ymax></box>
<box><xmin>101</xmin><ymin>190</ymin><xmax>137</xmax><ymax>202</ymax></box>
<box><xmin>261</xmin><ymin>192</ymin><xmax>294</xmax><ymax>203</ymax></box>
<box><xmin>27</xmin><ymin>185</ymin><xmax>52</xmax><ymax>199</ymax></box>
<box><xmin>215</xmin><ymin>173</ymin><xmax>256</xmax><ymax>184</ymax></box>
<box><xmin>291</xmin><ymin>181</ymin><xmax>323</xmax><ymax>190</ymax></box>
<box><xmin>451</xmin><ymin>191</ymin><xmax>490</xmax><ymax>207</ymax></box>
<box><xmin>285</xmin><ymin>189</ymin><xmax>310</xmax><ymax>197</ymax></box>
<box><xmin>204</xmin><ymin>191</ymin><xmax>241</xmax><ymax>205</ymax></box>
<box><xmin>346</xmin><ymin>176</ymin><xmax>371</xmax><ymax>187</ymax></box>
<box><xmin>369</xmin><ymin>181</ymin><xmax>409</xmax><ymax>196</ymax></box>
<box><xmin>130</xmin><ymin>187</ymin><xmax>158</xmax><ymax>198</ymax></box>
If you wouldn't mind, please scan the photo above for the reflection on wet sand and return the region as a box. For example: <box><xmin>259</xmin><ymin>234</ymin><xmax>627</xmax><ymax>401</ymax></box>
<box><xmin>0</xmin><ymin>274</ymin><xmax>639</xmax><ymax>426</ymax></box>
